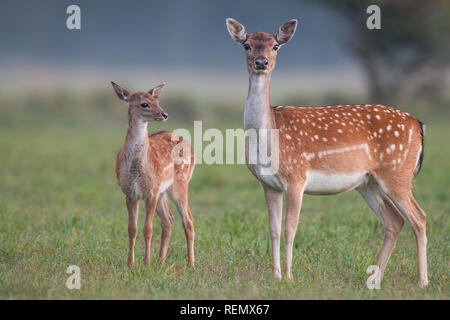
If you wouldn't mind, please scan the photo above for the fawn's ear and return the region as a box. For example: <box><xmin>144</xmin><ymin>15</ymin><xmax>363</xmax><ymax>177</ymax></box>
<box><xmin>111</xmin><ymin>81</ymin><xmax>130</xmax><ymax>102</ymax></box>
<box><xmin>148</xmin><ymin>83</ymin><xmax>166</xmax><ymax>99</ymax></box>
<box><xmin>226</xmin><ymin>18</ymin><xmax>247</xmax><ymax>44</ymax></box>
<box><xmin>276</xmin><ymin>19</ymin><xmax>298</xmax><ymax>45</ymax></box>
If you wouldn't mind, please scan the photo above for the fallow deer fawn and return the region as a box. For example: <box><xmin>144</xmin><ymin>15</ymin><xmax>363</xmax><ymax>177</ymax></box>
<box><xmin>226</xmin><ymin>18</ymin><xmax>428</xmax><ymax>287</ymax></box>
<box><xmin>112</xmin><ymin>82</ymin><xmax>195</xmax><ymax>268</ymax></box>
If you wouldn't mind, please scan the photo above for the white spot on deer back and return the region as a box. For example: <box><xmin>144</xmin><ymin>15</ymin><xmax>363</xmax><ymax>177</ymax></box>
<box><xmin>317</xmin><ymin>143</ymin><xmax>371</xmax><ymax>160</ymax></box>
<box><xmin>302</xmin><ymin>152</ymin><xmax>315</xmax><ymax>160</ymax></box>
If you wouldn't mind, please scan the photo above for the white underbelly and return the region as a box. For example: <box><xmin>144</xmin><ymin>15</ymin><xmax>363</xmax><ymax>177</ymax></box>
<box><xmin>305</xmin><ymin>170</ymin><xmax>367</xmax><ymax>195</ymax></box>
<box><xmin>159</xmin><ymin>178</ymin><xmax>174</xmax><ymax>194</ymax></box>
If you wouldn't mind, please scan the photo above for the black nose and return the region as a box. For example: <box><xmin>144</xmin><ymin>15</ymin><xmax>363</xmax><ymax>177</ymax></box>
<box><xmin>255</xmin><ymin>56</ymin><xmax>268</xmax><ymax>69</ymax></box>
<box><xmin>161</xmin><ymin>112</ymin><xmax>168</xmax><ymax>119</ymax></box>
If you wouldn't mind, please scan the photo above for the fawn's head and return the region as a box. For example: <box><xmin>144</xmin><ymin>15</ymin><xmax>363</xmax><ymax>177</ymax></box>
<box><xmin>226</xmin><ymin>18</ymin><xmax>297</xmax><ymax>75</ymax></box>
<box><xmin>111</xmin><ymin>82</ymin><xmax>168</xmax><ymax>122</ymax></box>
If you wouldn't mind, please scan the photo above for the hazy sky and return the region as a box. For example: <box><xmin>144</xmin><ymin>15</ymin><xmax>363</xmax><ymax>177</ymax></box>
<box><xmin>0</xmin><ymin>0</ymin><xmax>352</xmax><ymax>71</ymax></box>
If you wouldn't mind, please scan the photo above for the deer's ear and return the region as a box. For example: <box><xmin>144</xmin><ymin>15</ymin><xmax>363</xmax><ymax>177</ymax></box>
<box><xmin>276</xmin><ymin>19</ymin><xmax>298</xmax><ymax>45</ymax></box>
<box><xmin>226</xmin><ymin>18</ymin><xmax>247</xmax><ymax>44</ymax></box>
<box><xmin>111</xmin><ymin>81</ymin><xmax>130</xmax><ymax>102</ymax></box>
<box><xmin>148</xmin><ymin>83</ymin><xmax>166</xmax><ymax>99</ymax></box>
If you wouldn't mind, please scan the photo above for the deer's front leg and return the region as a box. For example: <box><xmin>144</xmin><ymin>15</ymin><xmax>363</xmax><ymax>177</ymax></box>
<box><xmin>126</xmin><ymin>197</ymin><xmax>139</xmax><ymax>268</ymax></box>
<box><xmin>143</xmin><ymin>194</ymin><xmax>159</xmax><ymax>267</ymax></box>
<box><xmin>284</xmin><ymin>184</ymin><xmax>304</xmax><ymax>280</ymax></box>
<box><xmin>263</xmin><ymin>185</ymin><xmax>283</xmax><ymax>280</ymax></box>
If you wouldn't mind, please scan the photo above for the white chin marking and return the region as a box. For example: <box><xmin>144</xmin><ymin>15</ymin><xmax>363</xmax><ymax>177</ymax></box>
<box><xmin>305</xmin><ymin>170</ymin><xmax>367</xmax><ymax>195</ymax></box>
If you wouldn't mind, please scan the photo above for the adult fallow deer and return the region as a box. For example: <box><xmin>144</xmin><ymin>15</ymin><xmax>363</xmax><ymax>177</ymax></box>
<box><xmin>226</xmin><ymin>18</ymin><xmax>428</xmax><ymax>287</ymax></box>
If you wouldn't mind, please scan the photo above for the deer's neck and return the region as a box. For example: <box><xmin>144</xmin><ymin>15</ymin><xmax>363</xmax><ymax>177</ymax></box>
<box><xmin>124</xmin><ymin>113</ymin><xmax>149</xmax><ymax>159</ymax></box>
<box><xmin>244</xmin><ymin>73</ymin><xmax>274</xmax><ymax>131</ymax></box>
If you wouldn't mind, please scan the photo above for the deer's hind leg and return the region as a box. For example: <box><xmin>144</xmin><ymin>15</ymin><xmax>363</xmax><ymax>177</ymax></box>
<box><xmin>374</xmin><ymin>177</ymin><xmax>428</xmax><ymax>287</ymax></box>
<box><xmin>168</xmin><ymin>181</ymin><xmax>195</xmax><ymax>267</ymax></box>
<box><xmin>357</xmin><ymin>178</ymin><xmax>405</xmax><ymax>284</ymax></box>
<box><xmin>408</xmin><ymin>196</ymin><xmax>428</xmax><ymax>287</ymax></box>
<box><xmin>156</xmin><ymin>192</ymin><xmax>174</xmax><ymax>262</ymax></box>
<box><xmin>143</xmin><ymin>194</ymin><xmax>159</xmax><ymax>267</ymax></box>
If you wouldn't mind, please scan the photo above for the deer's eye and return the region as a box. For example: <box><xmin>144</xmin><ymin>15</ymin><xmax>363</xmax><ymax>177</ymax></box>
<box><xmin>273</xmin><ymin>45</ymin><xmax>279</xmax><ymax>51</ymax></box>
<box><xmin>243</xmin><ymin>44</ymin><xmax>251</xmax><ymax>51</ymax></box>
<box><xmin>140</xmin><ymin>103</ymin><xmax>149</xmax><ymax>108</ymax></box>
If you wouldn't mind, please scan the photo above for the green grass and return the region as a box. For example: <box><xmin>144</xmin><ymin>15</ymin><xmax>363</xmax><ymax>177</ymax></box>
<box><xmin>0</xmin><ymin>93</ymin><xmax>448</xmax><ymax>299</ymax></box>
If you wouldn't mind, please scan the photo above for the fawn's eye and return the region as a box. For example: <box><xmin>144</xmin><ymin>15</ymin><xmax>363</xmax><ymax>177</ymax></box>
<box><xmin>140</xmin><ymin>103</ymin><xmax>149</xmax><ymax>108</ymax></box>
<box><xmin>273</xmin><ymin>45</ymin><xmax>279</xmax><ymax>51</ymax></box>
<box><xmin>243</xmin><ymin>44</ymin><xmax>251</xmax><ymax>51</ymax></box>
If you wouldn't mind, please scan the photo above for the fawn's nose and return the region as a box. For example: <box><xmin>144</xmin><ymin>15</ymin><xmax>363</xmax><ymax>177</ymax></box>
<box><xmin>161</xmin><ymin>112</ymin><xmax>168</xmax><ymax>120</ymax></box>
<box><xmin>255</xmin><ymin>56</ymin><xmax>268</xmax><ymax>70</ymax></box>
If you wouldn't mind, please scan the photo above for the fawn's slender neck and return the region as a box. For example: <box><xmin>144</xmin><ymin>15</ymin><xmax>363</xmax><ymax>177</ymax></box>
<box><xmin>124</xmin><ymin>110</ymin><xmax>149</xmax><ymax>158</ymax></box>
<box><xmin>244</xmin><ymin>72</ymin><xmax>274</xmax><ymax>131</ymax></box>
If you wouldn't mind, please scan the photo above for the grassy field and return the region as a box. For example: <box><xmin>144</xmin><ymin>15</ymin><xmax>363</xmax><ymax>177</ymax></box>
<box><xmin>0</xmin><ymin>91</ymin><xmax>448</xmax><ymax>299</ymax></box>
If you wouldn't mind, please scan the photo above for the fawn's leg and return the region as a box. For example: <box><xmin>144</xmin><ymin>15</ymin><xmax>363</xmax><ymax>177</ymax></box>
<box><xmin>156</xmin><ymin>192</ymin><xmax>174</xmax><ymax>262</ymax></box>
<box><xmin>284</xmin><ymin>184</ymin><xmax>304</xmax><ymax>280</ymax></box>
<box><xmin>168</xmin><ymin>183</ymin><xmax>195</xmax><ymax>267</ymax></box>
<box><xmin>143</xmin><ymin>194</ymin><xmax>159</xmax><ymax>267</ymax></box>
<box><xmin>263</xmin><ymin>185</ymin><xmax>283</xmax><ymax>280</ymax></box>
<box><xmin>126</xmin><ymin>197</ymin><xmax>139</xmax><ymax>268</ymax></box>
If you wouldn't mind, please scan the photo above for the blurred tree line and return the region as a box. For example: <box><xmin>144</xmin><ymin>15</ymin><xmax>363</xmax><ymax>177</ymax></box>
<box><xmin>307</xmin><ymin>0</ymin><xmax>450</xmax><ymax>105</ymax></box>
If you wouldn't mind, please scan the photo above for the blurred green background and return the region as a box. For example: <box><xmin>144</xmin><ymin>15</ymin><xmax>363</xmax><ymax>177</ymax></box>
<box><xmin>0</xmin><ymin>0</ymin><xmax>448</xmax><ymax>299</ymax></box>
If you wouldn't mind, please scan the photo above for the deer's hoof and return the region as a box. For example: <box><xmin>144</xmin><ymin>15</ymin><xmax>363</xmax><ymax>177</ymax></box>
<box><xmin>418</xmin><ymin>278</ymin><xmax>429</xmax><ymax>288</ymax></box>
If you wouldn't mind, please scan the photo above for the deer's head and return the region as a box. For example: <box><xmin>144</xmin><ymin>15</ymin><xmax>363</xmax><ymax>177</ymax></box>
<box><xmin>226</xmin><ymin>18</ymin><xmax>298</xmax><ymax>75</ymax></box>
<box><xmin>111</xmin><ymin>82</ymin><xmax>168</xmax><ymax>122</ymax></box>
